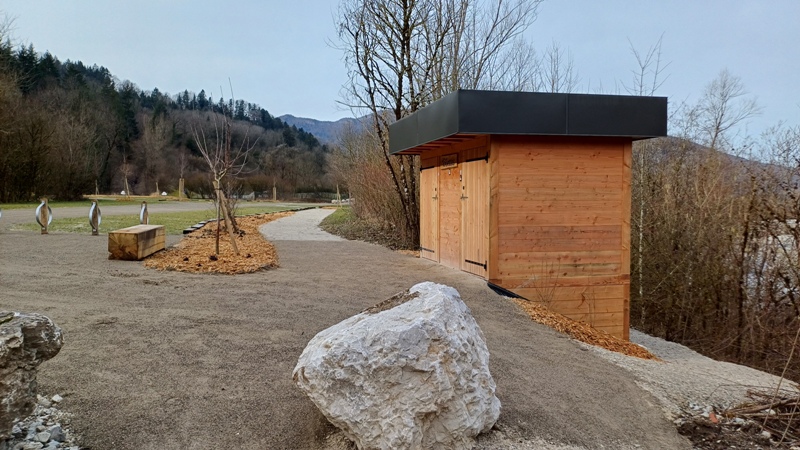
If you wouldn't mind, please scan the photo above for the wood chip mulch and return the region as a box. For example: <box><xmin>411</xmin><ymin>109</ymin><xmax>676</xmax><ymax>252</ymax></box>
<box><xmin>143</xmin><ymin>212</ymin><xmax>292</xmax><ymax>274</ymax></box>
<box><xmin>512</xmin><ymin>299</ymin><xmax>660</xmax><ymax>360</ymax></box>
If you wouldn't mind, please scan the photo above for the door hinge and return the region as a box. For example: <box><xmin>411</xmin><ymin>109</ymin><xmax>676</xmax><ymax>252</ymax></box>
<box><xmin>465</xmin><ymin>259</ymin><xmax>487</xmax><ymax>270</ymax></box>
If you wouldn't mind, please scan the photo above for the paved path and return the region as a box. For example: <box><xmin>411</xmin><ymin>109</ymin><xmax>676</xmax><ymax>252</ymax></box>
<box><xmin>260</xmin><ymin>208</ymin><xmax>344</xmax><ymax>241</ymax></box>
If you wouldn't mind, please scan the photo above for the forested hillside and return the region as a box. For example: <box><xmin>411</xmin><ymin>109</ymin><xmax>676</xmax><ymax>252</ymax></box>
<box><xmin>0</xmin><ymin>42</ymin><xmax>333</xmax><ymax>202</ymax></box>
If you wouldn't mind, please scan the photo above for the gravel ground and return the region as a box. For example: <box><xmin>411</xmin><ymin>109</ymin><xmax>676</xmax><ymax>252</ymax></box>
<box><xmin>1</xmin><ymin>209</ymin><xmax>690</xmax><ymax>450</ymax></box>
<box><xmin>583</xmin><ymin>330</ymin><xmax>799</xmax><ymax>419</ymax></box>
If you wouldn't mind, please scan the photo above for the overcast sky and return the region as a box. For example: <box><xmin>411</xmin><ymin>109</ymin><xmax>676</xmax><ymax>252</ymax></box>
<box><xmin>2</xmin><ymin>1</ymin><xmax>798</xmax><ymax>138</ymax></box>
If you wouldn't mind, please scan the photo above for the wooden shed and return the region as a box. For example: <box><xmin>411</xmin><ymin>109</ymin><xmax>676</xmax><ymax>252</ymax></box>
<box><xmin>388</xmin><ymin>90</ymin><xmax>667</xmax><ymax>340</ymax></box>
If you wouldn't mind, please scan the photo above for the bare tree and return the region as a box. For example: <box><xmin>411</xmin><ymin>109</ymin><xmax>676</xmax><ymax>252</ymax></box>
<box><xmin>135</xmin><ymin>111</ymin><xmax>169</xmax><ymax>195</ymax></box>
<box><xmin>623</xmin><ymin>34</ymin><xmax>669</xmax><ymax>97</ymax></box>
<box><xmin>192</xmin><ymin>107</ymin><xmax>258</xmax><ymax>255</ymax></box>
<box><xmin>540</xmin><ymin>40</ymin><xmax>578</xmax><ymax>93</ymax></box>
<box><xmin>626</xmin><ymin>35</ymin><xmax>669</xmax><ymax>323</ymax></box>
<box><xmin>678</xmin><ymin>69</ymin><xmax>761</xmax><ymax>150</ymax></box>
<box><xmin>336</xmin><ymin>0</ymin><xmax>542</xmax><ymax>244</ymax></box>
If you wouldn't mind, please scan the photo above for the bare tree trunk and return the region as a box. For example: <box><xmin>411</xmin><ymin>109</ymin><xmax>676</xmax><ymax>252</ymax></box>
<box><xmin>214</xmin><ymin>180</ymin><xmax>239</xmax><ymax>256</ymax></box>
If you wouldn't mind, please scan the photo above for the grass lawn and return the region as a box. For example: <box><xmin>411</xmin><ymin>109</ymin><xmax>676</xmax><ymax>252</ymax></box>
<box><xmin>13</xmin><ymin>205</ymin><xmax>305</xmax><ymax>235</ymax></box>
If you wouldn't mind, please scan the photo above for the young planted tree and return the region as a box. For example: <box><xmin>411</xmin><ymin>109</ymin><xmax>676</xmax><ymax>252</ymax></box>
<box><xmin>191</xmin><ymin>106</ymin><xmax>258</xmax><ymax>255</ymax></box>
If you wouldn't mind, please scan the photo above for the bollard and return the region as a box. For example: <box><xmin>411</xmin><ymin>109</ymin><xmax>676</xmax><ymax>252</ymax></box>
<box><xmin>35</xmin><ymin>198</ymin><xmax>53</xmax><ymax>234</ymax></box>
<box><xmin>89</xmin><ymin>200</ymin><xmax>102</xmax><ymax>235</ymax></box>
<box><xmin>139</xmin><ymin>201</ymin><xmax>149</xmax><ymax>225</ymax></box>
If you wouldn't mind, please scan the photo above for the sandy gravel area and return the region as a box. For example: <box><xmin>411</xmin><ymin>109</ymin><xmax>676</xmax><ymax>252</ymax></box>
<box><xmin>0</xmin><ymin>210</ymin><xmax>690</xmax><ymax>449</ymax></box>
<box><xmin>585</xmin><ymin>330</ymin><xmax>799</xmax><ymax>418</ymax></box>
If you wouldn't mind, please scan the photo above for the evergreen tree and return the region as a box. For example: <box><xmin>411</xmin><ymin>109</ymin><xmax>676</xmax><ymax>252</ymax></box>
<box><xmin>197</xmin><ymin>89</ymin><xmax>207</xmax><ymax>110</ymax></box>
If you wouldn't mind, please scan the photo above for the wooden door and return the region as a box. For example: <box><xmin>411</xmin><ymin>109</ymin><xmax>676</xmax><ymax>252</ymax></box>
<box><xmin>460</xmin><ymin>157</ymin><xmax>489</xmax><ymax>278</ymax></box>
<box><xmin>419</xmin><ymin>158</ymin><xmax>439</xmax><ymax>261</ymax></box>
<box><xmin>438</xmin><ymin>161</ymin><xmax>461</xmax><ymax>270</ymax></box>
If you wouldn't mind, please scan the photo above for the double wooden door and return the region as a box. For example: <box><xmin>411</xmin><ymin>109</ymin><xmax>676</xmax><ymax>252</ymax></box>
<box><xmin>420</xmin><ymin>152</ymin><xmax>488</xmax><ymax>278</ymax></box>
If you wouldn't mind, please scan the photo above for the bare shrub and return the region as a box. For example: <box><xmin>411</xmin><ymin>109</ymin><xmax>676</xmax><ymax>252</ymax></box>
<box><xmin>329</xmin><ymin>123</ymin><xmax>414</xmax><ymax>247</ymax></box>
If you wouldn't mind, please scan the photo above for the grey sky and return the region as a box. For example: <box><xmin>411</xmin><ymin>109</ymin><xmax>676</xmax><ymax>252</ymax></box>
<box><xmin>2</xmin><ymin>0</ymin><xmax>798</xmax><ymax>139</ymax></box>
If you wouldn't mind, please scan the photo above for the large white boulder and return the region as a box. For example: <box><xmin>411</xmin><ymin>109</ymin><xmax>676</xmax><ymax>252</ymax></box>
<box><xmin>0</xmin><ymin>311</ymin><xmax>63</xmax><ymax>440</ymax></box>
<box><xmin>293</xmin><ymin>282</ymin><xmax>500</xmax><ymax>450</ymax></box>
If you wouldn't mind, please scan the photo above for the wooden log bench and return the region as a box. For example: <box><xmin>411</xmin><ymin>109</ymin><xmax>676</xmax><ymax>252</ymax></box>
<box><xmin>108</xmin><ymin>225</ymin><xmax>166</xmax><ymax>260</ymax></box>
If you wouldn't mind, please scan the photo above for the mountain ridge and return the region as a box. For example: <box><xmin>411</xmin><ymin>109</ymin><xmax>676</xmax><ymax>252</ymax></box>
<box><xmin>279</xmin><ymin>114</ymin><xmax>368</xmax><ymax>145</ymax></box>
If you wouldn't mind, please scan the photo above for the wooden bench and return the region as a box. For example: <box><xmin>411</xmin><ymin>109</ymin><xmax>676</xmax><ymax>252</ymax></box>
<box><xmin>108</xmin><ymin>225</ymin><xmax>165</xmax><ymax>260</ymax></box>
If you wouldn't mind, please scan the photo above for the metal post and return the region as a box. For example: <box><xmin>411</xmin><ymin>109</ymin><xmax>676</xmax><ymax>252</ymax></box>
<box><xmin>140</xmin><ymin>201</ymin><xmax>149</xmax><ymax>225</ymax></box>
<box><xmin>35</xmin><ymin>198</ymin><xmax>52</xmax><ymax>234</ymax></box>
<box><xmin>89</xmin><ymin>200</ymin><xmax>101</xmax><ymax>236</ymax></box>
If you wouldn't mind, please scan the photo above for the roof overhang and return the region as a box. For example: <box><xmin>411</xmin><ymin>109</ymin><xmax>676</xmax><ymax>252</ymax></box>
<box><xmin>388</xmin><ymin>90</ymin><xmax>668</xmax><ymax>155</ymax></box>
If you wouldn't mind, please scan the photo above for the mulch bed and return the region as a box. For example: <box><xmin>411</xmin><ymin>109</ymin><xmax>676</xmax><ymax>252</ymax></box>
<box><xmin>512</xmin><ymin>299</ymin><xmax>659</xmax><ymax>360</ymax></box>
<box><xmin>143</xmin><ymin>212</ymin><xmax>292</xmax><ymax>274</ymax></box>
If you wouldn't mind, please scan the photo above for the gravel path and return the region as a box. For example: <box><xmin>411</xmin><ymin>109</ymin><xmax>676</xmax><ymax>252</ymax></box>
<box><xmin>584</xmin><ymin>330</ymin><xmax>799</xmax><ymax>419</ymax></box>
<box><xmin>260</xmin><ymin>208</ymin><xmax>344</xmax><ymax>241</ymax></box>
<box><xmin>1</xmin><ymin>212</ymin><xmax>690</xmax><ymax>450</ymax></box>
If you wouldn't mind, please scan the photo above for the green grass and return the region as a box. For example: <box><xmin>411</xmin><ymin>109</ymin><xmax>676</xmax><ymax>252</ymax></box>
<box><xmin>319</xmin><ymin>206</ymin><xmax>353</xmax><ymax>227</ymax></box>
<box><xmin>319</xmin><ymin>206</ymin><xmax>413</xmax><ymax>250</ymax></box>
<box><xmin>13</xmin><ymin>205</ymin><xmax>305</xmax><ymax>235</ymax></box>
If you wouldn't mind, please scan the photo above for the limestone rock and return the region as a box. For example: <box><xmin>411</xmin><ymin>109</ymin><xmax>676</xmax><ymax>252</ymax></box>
<box><xmin>0</xmin><ymin>312</ymin><xmax>63</xmax><ymax>440</ymax></box>
<box><xmin>293</xmin><ymin>282</ymin><xmax>500</xmax><ymax>450</ymax></box>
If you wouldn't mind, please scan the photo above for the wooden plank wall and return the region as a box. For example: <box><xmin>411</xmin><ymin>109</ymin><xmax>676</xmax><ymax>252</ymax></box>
<box><xmin>489</xmin><ymin>135</ymin><xmax>631</xmax><ymax>339</ymax></box>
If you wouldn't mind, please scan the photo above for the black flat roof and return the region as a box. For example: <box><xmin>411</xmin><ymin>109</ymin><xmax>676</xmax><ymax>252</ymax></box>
<box><xmin>389</xmin><ymin>90</ymin><xmax>668</xmax><ymax>154</ymax></box>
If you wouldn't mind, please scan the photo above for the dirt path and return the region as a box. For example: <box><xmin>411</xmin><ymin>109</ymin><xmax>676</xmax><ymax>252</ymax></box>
<box><xmin>0</xmin><ymin>211</ymin><xmax>690</xmax><ymax>450</ymax></box>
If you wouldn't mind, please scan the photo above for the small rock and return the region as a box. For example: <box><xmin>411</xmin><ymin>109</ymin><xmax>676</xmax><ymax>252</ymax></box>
<box><xmin>50</xmin><ymin>395</ymin><xmax>62</xmax><ymax>404</ymax></box>
<box><xmin>21</xmin><ymin>443</ymin><xmax>44</xmax><ymax>450</ymax></box>
<box><xmin>36</xmin><ymin>396</ymin><xmax>51</xmax><ymax>408</ymax></box>
<box><xmin>35</xmin><ymin>431</ymin><xmax>50</xmax><ymax>443</ymax></box>
<box><xmin>47</xmin><ymin>426</ymin><xmax>64</xmax><ymax>442</ymax></box>
<box><xmin>761</xmin><ymin>430</ymin><xmax>772</xmax><ymax>440</ymax></box>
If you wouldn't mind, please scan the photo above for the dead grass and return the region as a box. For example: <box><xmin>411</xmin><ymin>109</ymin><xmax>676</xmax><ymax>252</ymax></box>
<box><xmin>143</xmin><ymin>212</ymin><xmax>292</xmax><ymax>274</ymax></box>
<box><xmin>513</xmin><ymin>299</ymin><xmax>660</xmax><ymax>360</ymax></box>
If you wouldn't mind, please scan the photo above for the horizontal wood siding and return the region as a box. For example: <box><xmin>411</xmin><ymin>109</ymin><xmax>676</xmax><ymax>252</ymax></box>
<box><xmin>491</xmin><ymin>136</ymin><xmax>630</xmax><ymax>339</ymax></box>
